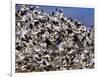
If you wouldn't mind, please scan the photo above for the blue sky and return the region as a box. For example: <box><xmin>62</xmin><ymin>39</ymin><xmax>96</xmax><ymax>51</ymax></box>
<box><xmin>16</xmin><ymin>4</ymin><xmax>94</xmax><ymax>27</ymax></box>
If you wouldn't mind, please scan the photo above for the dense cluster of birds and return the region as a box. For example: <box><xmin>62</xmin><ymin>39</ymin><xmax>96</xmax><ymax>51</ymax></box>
<box><xmin>15</xmin><ymin>4</ymin><xmax>94</xmax><ymax>72</ymax></box>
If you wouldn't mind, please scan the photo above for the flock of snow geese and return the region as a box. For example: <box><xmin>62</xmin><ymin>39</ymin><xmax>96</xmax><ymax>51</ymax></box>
<box><xmin>15</xmin><ymin>5</ymin><xmax>94</xmax><ymax>72</ymax></box>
